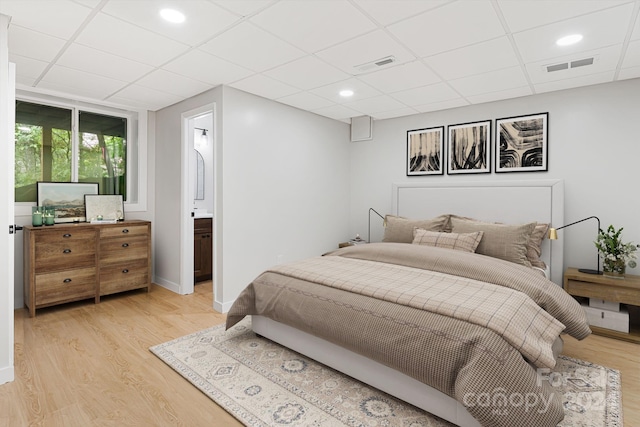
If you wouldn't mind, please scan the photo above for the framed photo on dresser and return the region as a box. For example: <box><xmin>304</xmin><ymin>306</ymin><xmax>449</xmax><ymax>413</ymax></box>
<box><xmin>37</xmin><ymin>181</ymin><xmax>99</xmax><ymax>223</ymax></box>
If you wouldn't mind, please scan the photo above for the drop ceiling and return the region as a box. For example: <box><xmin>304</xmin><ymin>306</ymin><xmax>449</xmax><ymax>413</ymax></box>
<box><xmin>2</xmin><ymin>0</ymin><xmax>639</xmax><ymax>122</ymax></box>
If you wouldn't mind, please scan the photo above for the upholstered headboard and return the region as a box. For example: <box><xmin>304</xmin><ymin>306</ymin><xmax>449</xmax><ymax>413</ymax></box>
<box><xmin>392</xmin><ymin>180</ymin><xmax>564</xmax><ymax>285</ymax></box>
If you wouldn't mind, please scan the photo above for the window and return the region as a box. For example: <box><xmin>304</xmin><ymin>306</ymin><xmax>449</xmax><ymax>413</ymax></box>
<box><xmin>14</xmin><ymin>96</ymin><xmax>145</xmax><ymax>212</ymax></box>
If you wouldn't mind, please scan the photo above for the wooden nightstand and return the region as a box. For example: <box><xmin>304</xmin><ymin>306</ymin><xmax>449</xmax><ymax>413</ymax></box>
<box><xmin>564</xmin><ymin>267</ymin><xmax>640</xmax><ymax>343</ymax></box>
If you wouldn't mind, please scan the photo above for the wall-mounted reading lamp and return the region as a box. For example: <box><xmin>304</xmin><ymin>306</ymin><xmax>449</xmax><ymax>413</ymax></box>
<box><xmin>368</xmin><ymin>208</ymin><xmax>386</xmax><ymax>243</ymax></box>
<box><xmin>548</xmin><ymin>216</ymin><xmax>602</xmax><ymax>275</ymax></box>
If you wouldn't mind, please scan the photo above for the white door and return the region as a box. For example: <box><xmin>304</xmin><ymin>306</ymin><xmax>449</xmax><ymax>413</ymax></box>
<box><xmin>0</xmin><ymin>13</ymin><xmax>16</xmax><ymax>385</ymax></box>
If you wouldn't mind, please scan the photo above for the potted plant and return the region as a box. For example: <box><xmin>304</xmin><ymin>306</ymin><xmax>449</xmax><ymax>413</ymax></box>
<box><xmin>594</xmin><ymin>225</ymin><xmax>639</xmax><ymax>278</ymax></box>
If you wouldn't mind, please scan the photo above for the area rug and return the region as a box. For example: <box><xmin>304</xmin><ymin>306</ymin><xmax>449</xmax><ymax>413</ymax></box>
<box><xmin>150</xmin><ymin>319</ymin><xmax>622</xmax><ymax>427</ymax></box>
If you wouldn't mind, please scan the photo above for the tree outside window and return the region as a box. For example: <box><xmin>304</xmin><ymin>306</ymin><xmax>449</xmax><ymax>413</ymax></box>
<box><xmin>15</xmin><ymin>101</ymin><xmax>127</xmax><ymax>202</ymax></box>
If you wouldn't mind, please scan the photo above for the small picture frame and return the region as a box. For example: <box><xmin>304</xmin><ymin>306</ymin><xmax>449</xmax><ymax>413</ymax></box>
<box><xmin>496</xmin><ymin>112</ymin><xmax>548</xmax><ymax>173</ymax></box>
<box><xmin>407</xmin><ymin>126</ymin><xmax>444</xmax><ymax>176</ymax></box>
<box><xmin>37</xmin><ymin>182</ymin><xmax>99</xmax><ymax>223</ymax></box>
<box><xmin>85</xmin><ymin>194</ymin><xmax>124</xmax><ymax>222</ymax></box>
<box><xmin>447</xmin><ymin>120</ymin><xmax>491</xmax><ymax>174</ymax></box>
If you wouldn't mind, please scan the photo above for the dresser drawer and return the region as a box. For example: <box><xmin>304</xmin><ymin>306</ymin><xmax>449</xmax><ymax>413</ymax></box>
<box><xmin>35</xmin><ymin>239</ymin><xmax>96</xmax><ymax>273</ymax></box>
<box><xmin>100</xmin><ymin>236</ymin><xmax>149</xmax><ymax>265</ymax></box>
<box><xmin>100</xmin><ymin>261</ymin><xmax>149</xmax><ymax>296</ymax></box>
<box><xmin>35</xmin><ymin>267</ymin><xmax>96</xmax><ymax>306</ymax></box>
<box><xmin>100</xmin><ymin>225</ymin><xmax>149</xmax><ymax>239</ymax></box>
<box><xmin>34</xmin><ymin>228</ymin><xmax>96</xmax><ymax>244</ymax></box>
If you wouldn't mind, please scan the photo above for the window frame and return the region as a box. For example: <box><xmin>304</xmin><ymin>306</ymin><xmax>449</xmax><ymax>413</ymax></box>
<box><xmin>14</xmin><ymin>91</ymin><xmax>147</xmax><ymax>216</ymax></box>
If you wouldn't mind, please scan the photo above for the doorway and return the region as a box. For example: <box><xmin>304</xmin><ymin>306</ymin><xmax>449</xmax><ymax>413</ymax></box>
<box><xmin>180</xmin><ymin>104</ymin><xmax>215</xmax><ymax>298</ymax></box>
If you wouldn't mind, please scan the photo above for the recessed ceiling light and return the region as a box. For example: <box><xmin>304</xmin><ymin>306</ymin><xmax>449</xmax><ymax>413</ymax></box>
<box><xmin>160</xmin><ymin>8</ymin><xmax>186</xmax><ymax>23</ymax></box>
<box><xmin>339</xmin><ymin>90</ymin><xmax>354</xmax><ymax>97</ymax></box>
<box><xmin>556</xmin><ymin>34</ymin><xmax>583</xmax><ymax>46</ymax></box>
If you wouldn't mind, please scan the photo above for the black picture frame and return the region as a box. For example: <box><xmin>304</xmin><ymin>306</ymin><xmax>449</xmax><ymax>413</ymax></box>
<box><xmin>495</xmin><ymin>112</ymin><xmax>548</xmax><ymax>173</ymax></box>
<box><xmin>447</xmin><ymin>120</ymin><xmax>491</xmax><ymax>175</ymax></box>
<box><xmin>37</xmin><ymin>182</ymin><xmax>99</xmax><ymax>223</ymax></box>
<box><xmin>406</xmin><ymin>126</ymin><xmax>444</xmax><ymax>176</ymax></box>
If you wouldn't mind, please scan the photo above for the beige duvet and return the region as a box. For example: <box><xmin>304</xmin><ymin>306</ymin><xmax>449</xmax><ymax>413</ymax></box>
<box><xmin>227</xmin><ymin>243</ymin><xmax>591</xmax><ymax>427</ymax></box>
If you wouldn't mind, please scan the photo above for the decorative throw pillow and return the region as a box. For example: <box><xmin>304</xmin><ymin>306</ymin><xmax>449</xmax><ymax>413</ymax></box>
<box><xmin>527</xmin><ymin>223</ymin><xmax>549</xmax><ymax>269</ymax></box>
<box><xmin>412</xmin><ymin>228</ymin><xmax>484</xmax><ymax>253</ymax></box>
<box><xmin>450</xmin><ymin>217</ymin><xmax>536</xmax><ymax>267</ymax></box>
<box><xmin>382</xmin><ymin>214</ymin><xmax>449</xmax><ymax>243</ymax></box>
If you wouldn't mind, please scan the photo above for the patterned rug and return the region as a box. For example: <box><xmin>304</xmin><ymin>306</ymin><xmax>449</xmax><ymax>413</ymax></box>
<box><xmin>150</xmin><ymin>319</ymin><xmax>622</xmax><ymax>427</ymax></box>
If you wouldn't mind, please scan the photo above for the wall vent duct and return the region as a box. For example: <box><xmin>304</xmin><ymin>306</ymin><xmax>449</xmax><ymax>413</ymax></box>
<box><xmin>355</xmin><ymin>56</ymin><xmax>396</xmax><ymax>73</ymax></box>
<box><xmin>545</xmin><ymin>56</ymin><xmax>596</xmax><ymax>73</ymax></box>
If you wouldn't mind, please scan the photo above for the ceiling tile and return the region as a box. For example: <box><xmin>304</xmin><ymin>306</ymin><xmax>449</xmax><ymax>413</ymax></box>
<box><xmin>388</xmin><ymin>1</ymin><xmax>505</xmax><ymax>57</ymax></box>
<box><xmin>101</xmin><ymin>0</ymin><xmax>241</xmax><ymax>46</ymax></box>
<box><xmin>414</xmin><ymin>98</ymin><xmax>469</xmax><ymax>113</ymax></box>
<box><xmin>534</xmin><ymin>71</ymin><xmax>615</xmax><ymax>93</ymax></box>
<box><xmin>38</xmin><ymin>65</ymin><xmax>128</xmax><ymax>99</ymax></box>
<box><xmin>426</xmin><ymin>37</ymin><xmax>519</xmax><ymax>81</ymax></box>
<box><xmin>7</xmin><ymin>25</ymin><xmax>66</xmax><ymax>62</ymax></box>
<box><xmin>0</xmin><ymin>0</ymin><xmax>92</xmax><ymax>39</ymax></box>
<box><xmin>372</xmin><ymin>107</ymin><xmax>420</xmax><ymax>120</ymax></box>
<box><xmin>514</xmin><ymin>3</ymin><xmax>634</xmax><ymax>63</ymax></box>
<box><xmin>276</xmin><ymin>92</ymin><xmax>335</xmax><ymax>111</ymax></box>
<box><xmin>449</xmin><ymin>66</ymin><xmax>529</xmax><ymax>97</ymax></box>
<box><xmin>135</xmin><ymin>69</ymin><xmax>213</xmax><ymax>98</ymax></box>
<box><xmin>353</xmin><ymin>0</ymin><xmax>450</xmax><ymax>26</ymax></box>
<box><xmin>57</xmin><ymin>43</ymin><xmax>154</xmax><ymax>82</ymax></box>
<box><xmin>526</xmin><ymin>44</ymin><xmax>622</xmax><ymax>84</ymax></box>
<box><xmin>391</xmin><ymin>83</ymin><xmax>460</xmax><ymax>107</ymax></box>
<box><xmin>358</xmin><ymin>61</ymin><xmax>441</xmax><ymax>93</ymax></box>
<box><xmin>229</xmin><ymin>74</ymin><xmax>300</xmax><ymax>100</ymax></box>
<box><xmin>73</xmin><ymin>0</ymin><xmax>101</xmax><ymax>8</ymax></box>
<box><xmin>315</xmin><ymin>30</ymin><xmax>416</xmax><ymax>75</ymax></box>
<box><xmin>8</xmin><ymin>53</ymin><xmax>48</xmax><ymax>80</ymax></box>
<box><xmin>249</xmin><ymin>0</ymin><xmax>376</xmax><ymax>53</ymax></box>
<box><xmin>163</xmin><ymin>49</ymin><xmax>253</xmax><ymax>85</ymax></box>
<box><xmin>633</xmin><ymin>7</ymin><xmax>640</xmax><ymax>40</ymax></box>
<box><xmin>465</xmin><ymin>86</ymin><xmax>532</xmax><ymax>105</ymax></box>
<box><xmin>497</xmin><ymin>0</ymin><xmax>630</xmax><ymax>33</ymax></box>
<box><xmin>344</xmin><ymin>94</ymin><xmax>408</xmax><ymax>115</ymax></box>
<box><xmin>311</xmin><ymin>104</ymin><xmax>361</xmax><ymax>122</ymax></box>
<box><xmin>622</xmin><ymin>39</ymin><xmax>640</xmax><ymax>69</ymax></box>
<box><xmin>618</xmin><ymin>66</ymin><xmax>640</xmax><ymax>80</ymax></box>
<box><xmin>200</xmin><ymin>22</ymin><xmax>305</xmax><ymax>72</ymax></box>
<box><xmin>309</xmin><ymin>78</ymin><xmax>381</xmax><ymax>103</ymax></box>
<box><xmin>108</xmin><ymin>84</ymin><xmax>183</xmax><ymax>111</ymax></box>
<box><xmin>212</xmin><ymin>0</ymin><xmax>273</xmax><ymax>17</ymax></box>
<box><xmin>75</xmin><ymin>13</ymin><xmax>190</xmax><ymax>66</ymax></box>
<box><xmin>264</xmin><ymin>55</ymin><xmax>350</xmax><ymax>90</ymax></box>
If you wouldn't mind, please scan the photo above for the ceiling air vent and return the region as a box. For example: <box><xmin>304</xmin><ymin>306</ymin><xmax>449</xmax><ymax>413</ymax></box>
<box><xmin>355</xmin><ymin>56</ymin><xmax>396</xmax><ymax>73</ymax></box>
<box><xmin>545</xmin><ymin>56</ymin><xmax>596</xmax><ymax>73</ymax></box>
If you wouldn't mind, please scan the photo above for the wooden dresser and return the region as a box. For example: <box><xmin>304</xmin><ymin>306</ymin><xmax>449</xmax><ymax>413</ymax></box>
<box><xmin>23</xmin><ymin>220</ymin><xmax>151</xmax><ymax>317</ymax></box>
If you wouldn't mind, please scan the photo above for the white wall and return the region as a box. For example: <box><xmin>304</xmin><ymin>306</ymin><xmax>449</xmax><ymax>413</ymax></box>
<box><xmin>154</xmin><ymin>86</ymin><xmax>351</xmax><ymax>309</ymax></box>
<box><xmin>349</xmin><ymin>78</ymin><xmax>640</xmax><ymax>276</ymax></box>
<box><xmin>1</xmin><ymin>13</ymin><xmax>15</xmax><ymax>385</ymax></box>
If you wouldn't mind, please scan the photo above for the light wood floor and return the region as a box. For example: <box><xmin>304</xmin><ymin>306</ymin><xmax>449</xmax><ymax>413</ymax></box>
<box><xmin>1</xmin><ymin>283</ymin><xmax>638</xmax><ymax>426</ymax></box>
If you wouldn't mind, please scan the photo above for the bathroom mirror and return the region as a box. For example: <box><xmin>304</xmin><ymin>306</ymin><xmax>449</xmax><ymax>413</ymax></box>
<box><xmin>195</xmin><ymin>149</ymin><xmax>204</xmax><ymax>200</ymax></box>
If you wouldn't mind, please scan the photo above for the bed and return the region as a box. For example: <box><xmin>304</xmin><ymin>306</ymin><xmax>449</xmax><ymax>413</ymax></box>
<box><xmin>226</xmin><ymin>180</ymin><xmax>591</xmax><ymax>427</ymax></box>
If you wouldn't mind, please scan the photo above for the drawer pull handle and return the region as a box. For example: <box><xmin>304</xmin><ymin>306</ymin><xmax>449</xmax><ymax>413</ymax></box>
<box><xmin>122</xmin><ymin>229</ymin><xmax>129</xmax><ymax>234</ymax></box>
<box><xmin>63</xmin><ymin>278</ymin><xmax>72</xmax><ymax>283</ymax></box>
<box><xmin>63</xmin><ymin>233</ymin><xmax>71</xmax><ymax>238</ymax></box>
<box><xmin>122</xmin><ymin>269</ymin><xmax>129</xmax><ymax>274</ymax></box>
<box><xmin>63</xmin><ymin>249</ymin><xmax>72</xmax><ymax>254</ymax></box>
<box><xmin>122</xmin><ymin>243</ymin><xmax>129</xmax><ymax>247</ymax></box>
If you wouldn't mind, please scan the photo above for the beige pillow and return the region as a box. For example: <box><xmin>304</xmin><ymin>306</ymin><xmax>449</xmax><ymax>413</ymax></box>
<box><xmin>450</xmin><ymin>217</ymin><xmax>536</xmax><ymax>267</ymax></box>
<box><xmin>382</xmin><ymin>215</ymin><xmax>449</xmax><ymax>243</ymax></box>
<box><xmin>527</xmin><ymin>223</ymin><xmax>549</xmax><ymax>269</ymax></box>
<box><xmin>412</xmin><ymin>228</ymin><xmax>484</xmax><ymax>253</ymax></box>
